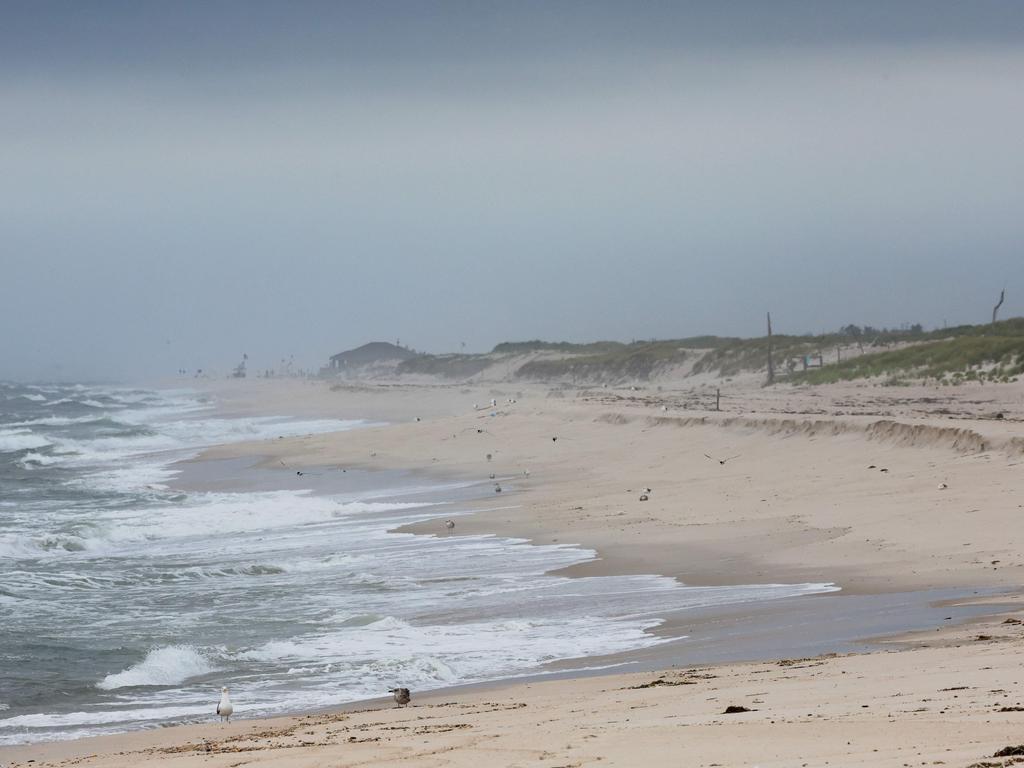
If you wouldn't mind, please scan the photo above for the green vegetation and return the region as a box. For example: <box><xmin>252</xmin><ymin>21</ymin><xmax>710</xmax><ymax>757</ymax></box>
<box><xmin>386</xmin><ymin>317</ymin><xmax>1024</xmax><ymax>384</ymax></box>
<box><xmin>793</xmin><ymin>333</ymin><xmax>1024</xmax><ymax>385</ymax></box>
<box><xmin>692</xmin><ymin>335</ymin><xmax>818</xmax><ymax>378</ymax></box>
<box><xmin>515</xmin><ymin>342</ymin><xmax>689</xmax><ymax>381</ymax></box>
<box><xmin>491</xmin><ymin>340</ymin><xmax>625</xmax><ymax>354</ymax></box>
<box><xmin>395</xmin><ymin>354</ymin><xmax>493</xmax><ymax>379</ymax></box>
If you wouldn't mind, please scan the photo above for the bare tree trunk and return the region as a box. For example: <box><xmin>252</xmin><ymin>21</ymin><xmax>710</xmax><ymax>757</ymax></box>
<box><xmin>992</xmin><ymin>288</ymin><xmax>1005</xmax><ymax>325</ymax></box>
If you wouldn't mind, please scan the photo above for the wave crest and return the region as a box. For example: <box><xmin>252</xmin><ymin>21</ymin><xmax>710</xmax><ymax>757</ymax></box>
<box><xmin>97</xmin><ymin>646</ymin><xmax>215</xmax><ymax>690</ymax></box>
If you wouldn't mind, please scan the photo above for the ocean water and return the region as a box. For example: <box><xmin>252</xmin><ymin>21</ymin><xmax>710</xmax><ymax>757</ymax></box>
<box><xmin>0</xmin><ymin>382</ymin><xmax>837</xmax><ymax>745</ymax></box>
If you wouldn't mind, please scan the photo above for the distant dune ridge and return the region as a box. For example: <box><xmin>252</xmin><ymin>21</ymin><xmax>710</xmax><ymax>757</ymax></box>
<box><xmin>323</xmin><ymin>317</ymin><xmax>1024</xmax><ymax>387</ymax></box>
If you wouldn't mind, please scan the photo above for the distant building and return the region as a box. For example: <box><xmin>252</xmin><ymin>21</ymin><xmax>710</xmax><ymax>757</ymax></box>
<box><xmin>325</xmin><ymin>342</ymin><xmax>417</xmax><ymax>373</ymax></box>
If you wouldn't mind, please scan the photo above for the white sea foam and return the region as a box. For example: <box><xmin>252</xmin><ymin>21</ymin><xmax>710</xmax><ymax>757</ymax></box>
<box><xmin>97</xmin><ymin>646</ymin><xmax>215</xmax><ymax>690</ymax></box>
<box><xmin>0</xmin><ymin>492</ymin><xmax>439</xmax><ymax>559</ymax></box>
<box><xmin>7</xmin><ymin>415</ymin><xmax>96</xmax><ymax>427</ymax></box>
<box><xmin>238</xmin><ymin>613</ymin><xmax>668</xmax><ymax>684</ymax></box>
<box><xmin>0</xmin><ymin>430</ymin><xmax>52</xmax><ymax>453</ymax></box>
<box><xmin>17</xmin><ymin>451</ymin><xmax>59</xmax><ymax>467</ymax></box>
<box><xmin>41</xmin><ymin>415</ymin><xmax>366</xmax><ymax>472</ymax></box>
<box><xmin>0</xmin><ymin>703</ymin><xmax>212</xmax><ymax>730</ymax></box>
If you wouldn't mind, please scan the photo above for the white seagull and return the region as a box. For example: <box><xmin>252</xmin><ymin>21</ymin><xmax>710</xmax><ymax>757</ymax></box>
<box><xmin>217</xmin><ymin>686</ymin><xmax>233</xmax><ymax>722</ymax></box>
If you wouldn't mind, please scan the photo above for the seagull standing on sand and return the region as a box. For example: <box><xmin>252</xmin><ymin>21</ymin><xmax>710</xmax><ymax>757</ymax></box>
<box><xmin>217</xmin><ymin>686</ymin><xmax>233</xmax><ymax>722</ymax></box>
<box><xmin>389</xmin><ymin>687</ymin><xmax>411</xmax><ymax>707</ymax></box>
<box><xmin>445</xmin><ymin>519</ymin><xmax>455</xmax><ymax>533</ymax></box>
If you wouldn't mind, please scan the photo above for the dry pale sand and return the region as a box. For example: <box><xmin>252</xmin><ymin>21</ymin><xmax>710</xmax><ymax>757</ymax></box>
<box><xmin>6</xmin><ymin>376</ymin><xmax>1024</xmax><ymax>768</ymax></box>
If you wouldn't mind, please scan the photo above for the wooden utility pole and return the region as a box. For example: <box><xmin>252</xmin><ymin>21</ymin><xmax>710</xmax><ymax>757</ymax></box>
<box><xmin>992</xmin><ymin>288</ymin><xmax>1006</xmax><ymax>326</ymax></box>
<box><xmin>766</xmin><ymin>312</ymin><xmax>775</xmax><ymax>385</ymax></box>
<box><xmin>715</xmin><ymin>388</ymin><xmax>721</xmax><ymax>411</ymax></box>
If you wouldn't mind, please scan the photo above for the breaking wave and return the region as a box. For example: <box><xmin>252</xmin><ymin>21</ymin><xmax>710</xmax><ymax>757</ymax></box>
<box><xmin>97</xmin><ymin>646</ymin><xmax>216</xmax><ymax>690</ymax></box>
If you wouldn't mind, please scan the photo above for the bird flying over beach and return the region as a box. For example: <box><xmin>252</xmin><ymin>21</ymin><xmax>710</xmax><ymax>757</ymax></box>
<box><xmin>704</xmin><ymin>453</ymin><xmax>740</xmax><ymax>465</ymax></box>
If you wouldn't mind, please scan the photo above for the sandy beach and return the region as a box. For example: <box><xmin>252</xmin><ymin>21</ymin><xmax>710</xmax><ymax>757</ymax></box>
<box><xmin>5</xmin><ymin>376</ymin><xmax>1024</xmax><ymax>768</ymax></box>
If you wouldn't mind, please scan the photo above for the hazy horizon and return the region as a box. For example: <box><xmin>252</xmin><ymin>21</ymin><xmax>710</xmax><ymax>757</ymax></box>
<box><xmin>3</xmin><ymin>1</ymin><xmax>1023</xmax><ymax>381</ymax></box>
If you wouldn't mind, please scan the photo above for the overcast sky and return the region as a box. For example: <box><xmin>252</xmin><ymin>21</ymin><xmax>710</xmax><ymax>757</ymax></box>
<box><xmin>2</xmin><ymin>1</ymin><xmax>1022</xmax><ymax>380</ymax></box>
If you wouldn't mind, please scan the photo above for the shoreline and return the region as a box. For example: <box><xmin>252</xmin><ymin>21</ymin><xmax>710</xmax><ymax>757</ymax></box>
<box><xmin>7</xmin><ymin>377</ymin><xmax>1024</xmax><ymax>766</ymax></box>
<box><xmin>172</xmin><ymin>453</ymin><xmax>1016</xmax><ymax>679</ymax></box>
<box><xmin>187</xmin><ymin>378</ymin><xmax>1024</xmax><ymax>596</ymax></box>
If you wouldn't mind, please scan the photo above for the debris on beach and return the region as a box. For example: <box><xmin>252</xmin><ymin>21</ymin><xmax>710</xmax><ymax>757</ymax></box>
<box><xmin>994</xmin><ymin>745</ymin><xmax>1024</xmax><ymax>757</ymax></box>
<box><xmin>722</xmin><ymin>705</ymin><xmax>754</xmax><ymax>714</ymax></box>
<box><xmin>627</xmin><ymin>678</ymin><xmax>697</xmax><ymax>689</ymax></box>
<box><xmin>639</xmin><ymin>494</ymin><xmax>649</xmax><ymax>502</ymax></box>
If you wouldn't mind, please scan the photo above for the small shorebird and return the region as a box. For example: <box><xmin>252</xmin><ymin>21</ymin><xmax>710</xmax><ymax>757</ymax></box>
<box><xmin>704</xmin><ymin>453</ymin><xmax>740</xmax><ymax>465</ymax></box>
<box><xmin>216</xmin><ymin>686</ymin><xmax>233</xmax><ymax>722</ymax></box>
<box><xmin>494</xmin><ymin>483</ymin><xmax>502</xmax><ymax>493</ymax></box>
<box><xmin>445</xmin><ymin>519</ymin><xmax>455</xmax><ymax>532</ymax></box>
<box><xmin>389</xmin><ymin>687</ymin><xmax>411</xmax><ymax>707</ymax></box>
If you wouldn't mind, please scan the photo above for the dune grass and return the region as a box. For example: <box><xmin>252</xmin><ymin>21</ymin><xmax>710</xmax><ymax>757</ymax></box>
<box><xmin>515</xmin><ymin>342</ymin><xmax>689</xmax><ymax>381</ymax></box>
<box><xmin>403</xmin><ymin>318</ymin><xmax>1024</xmax><ymax>384</ymax></box>
<box><xmin>792</xmin><ymin>334</ymin><xmax>1024</xmax><ymax>385</ymax></box>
